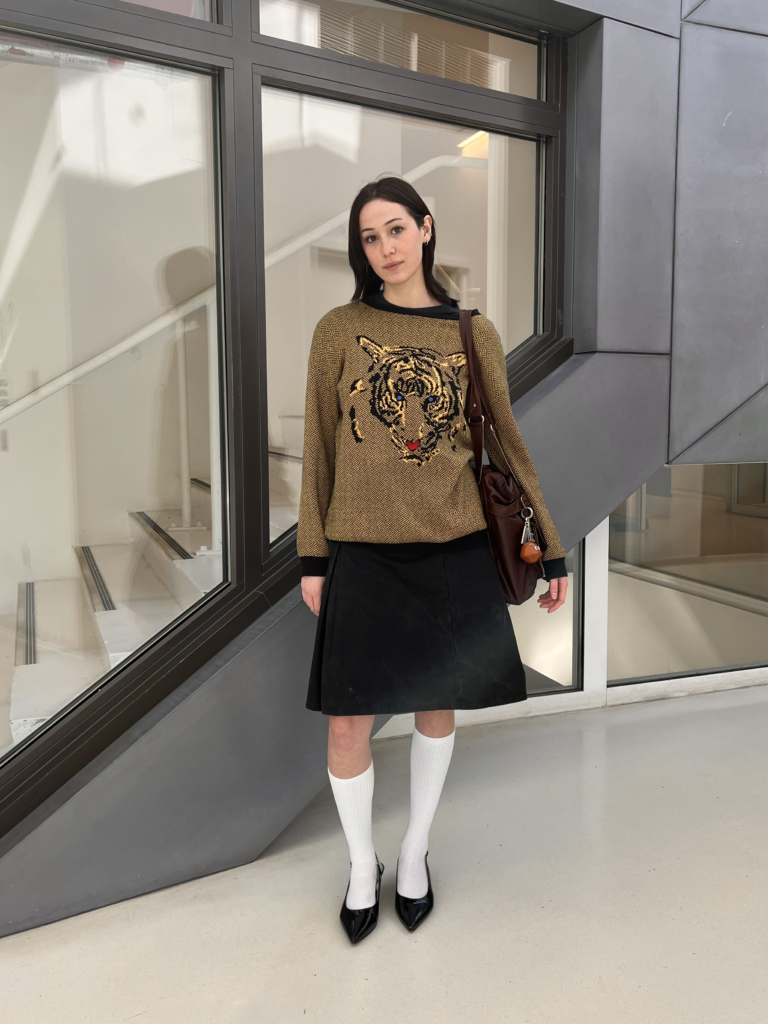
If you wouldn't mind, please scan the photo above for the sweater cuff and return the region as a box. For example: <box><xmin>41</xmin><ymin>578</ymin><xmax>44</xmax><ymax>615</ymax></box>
<box><xmin>301</xmin><ymin>556</ymin><xmax>329</xmax><ymax>577</ymax></box>
<box><xmin>543</xmin><ymin>557</ymin><xmax>567</xmax><ymax>581</ymax></box>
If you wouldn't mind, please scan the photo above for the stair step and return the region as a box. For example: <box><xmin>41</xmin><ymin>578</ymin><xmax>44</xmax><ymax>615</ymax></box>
<box><xmin>140</xmin><ymin>507</ymin><xmax>214</xmax><ymax>554</ymax></box>
<box><xmin>128</xmin><ymin>511</ymin><xmax>221</xmax><ymax>607</ymax></box>
<box><xmin>76</xmin><ymin>541</ymin><xmax>186</xmax><ymax>666</ymax></box>
<box><xmin>10</xmin><ymin>578</ymin><xmax>108</xmax><ymax>744</ymax></box>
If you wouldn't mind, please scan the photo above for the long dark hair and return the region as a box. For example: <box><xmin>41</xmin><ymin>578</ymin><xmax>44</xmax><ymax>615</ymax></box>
<box><xmin>348</xmin><ymin>177</ymin><xmax>452</xmax><ymax>304</ymax></box>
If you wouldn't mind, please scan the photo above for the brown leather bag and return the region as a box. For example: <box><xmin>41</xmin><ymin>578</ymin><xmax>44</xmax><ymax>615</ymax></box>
<box><xmin>459</xmin><ymin>309</ymin><xmax>545</xmax><ymax>605</ymax></box>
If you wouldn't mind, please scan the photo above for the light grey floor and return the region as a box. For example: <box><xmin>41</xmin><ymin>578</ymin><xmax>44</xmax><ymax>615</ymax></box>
<box><xmin>2</xmin><ymin>687</ymin><xmax>767</xmax><ymax>1024</ymax></box>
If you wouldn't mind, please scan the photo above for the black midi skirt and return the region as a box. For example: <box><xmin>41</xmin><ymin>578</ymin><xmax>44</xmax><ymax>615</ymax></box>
<box><xmin>306</xmin><ymin>528</ymin><xmax>527</xmax><ymax>716</ymax></box>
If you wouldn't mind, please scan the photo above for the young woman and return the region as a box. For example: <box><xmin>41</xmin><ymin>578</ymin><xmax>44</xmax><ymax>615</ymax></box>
<box><xmin>298</xmin><ymin>177</ymin><xmax>567</xmax><ymax>944</ymax></box>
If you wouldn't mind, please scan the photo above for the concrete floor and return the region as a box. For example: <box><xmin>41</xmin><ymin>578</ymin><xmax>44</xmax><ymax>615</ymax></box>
<box><xmin>2</xmin><ymin>687</ymin><xmax>766</xmax><ymax>1024</ymax></box>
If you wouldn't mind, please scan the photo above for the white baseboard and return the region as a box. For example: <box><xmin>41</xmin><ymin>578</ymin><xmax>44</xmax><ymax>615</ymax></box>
<box><xmin>606</xmin><ymin>666</ymin><xmax>768</xmax><ymax>705</ymax></box>
<box><xmin>372</xmin><ymin>668</ymin><xmax>768</xmax><ymax>740</ymax></box>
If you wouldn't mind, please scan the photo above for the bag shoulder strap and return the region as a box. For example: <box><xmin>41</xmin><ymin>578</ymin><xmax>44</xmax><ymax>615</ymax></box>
<box><xmin>459</xmin><ymin>310</ymin><xmax>495</xmax><ymax>428</ymax></box>
<box><xmin>458</xmin><ymin>310</ymin><xmax>524</xmax><ymax>493</ymax></box>
<box><xmin>459</xmin><ymin>310</ymin><xmax>486</xmax><ymax>482</ymax></box>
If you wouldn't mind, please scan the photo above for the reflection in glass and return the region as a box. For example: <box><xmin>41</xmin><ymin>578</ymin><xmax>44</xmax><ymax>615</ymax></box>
<box><xmin>508</xmin><ymin>544</ymin><xmax>581</xmax><ymax>694</ymax></box>
<box><xmin>262</xmin><ymin>87</ymin><xmax>541</xmax><ymax>541</ymax></box>
<box><xmin>259</xmin><ymin>0</ymin><xmax>540</xmax><ymax>98</ymax></box>
<box><xmin>608</xmin><ymin>464</ymin><xmax>768</xmax><ymax>683</ymax></box>
<box><xmin>0</xmin><ymin>34</ymin><xmax>223</xmax><ymax>757</ymax></box>
<box><xmin>122</xmin><ymin>0</ymin><xmax>214</xmax><ymax>19</ymax></box>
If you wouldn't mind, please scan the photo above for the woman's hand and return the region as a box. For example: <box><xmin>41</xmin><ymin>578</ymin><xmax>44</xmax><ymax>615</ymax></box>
<box><xmin>301</xmin><ymin>575</ymin><xmax>325</xmax><ymax>616</ymax></box>
<box><xmin>537</xmin><ymin>576</ymin><xmax>568</xmax><ymax>614</ymax></box>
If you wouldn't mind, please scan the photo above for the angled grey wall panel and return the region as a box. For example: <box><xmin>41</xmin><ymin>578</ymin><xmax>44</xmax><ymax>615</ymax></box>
<box><xmin>572</xmin><ymin>19</ymin><xmax>678</xmax><ymax>355</ymax></box>
<box><xmin>682</xmin><ymin>0</ymin><xmax>705</xmax><ymax>18</ymax></box>
<box><xmin>0</xmin><ymin>588</ymin><xmax>353</xmax><ymax>938</ymax></box>
<box><xmin>570</xmin><ymin>20</ymin><xmax>603</xmax><ymax>347</ymax></box>
<box><xmin>561</xmin><ymin>0</ymin><xmax>680</xmax><ymax>36</ymax></box>
<box><xmin>687</xmin><ymin>0</ymin><xmax>768</xmax><ymax>36</ymax></box>
<box><xmin>670</xmin><ymin>23</ymin><xmax>768</xmax><ymax>458</ymax></box>
<box><xmin>671</xmin><ymin>383</ymin><xmax>768</xmax><ymax>465</ymax></box>
<box><xmin>514</xmin><ymin>351</ymin><xmax>670</xmax><ymax>551</ymax></box>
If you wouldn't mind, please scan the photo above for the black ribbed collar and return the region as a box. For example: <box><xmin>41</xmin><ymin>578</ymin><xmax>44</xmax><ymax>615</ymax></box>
<box><xmin>362</xmin><ymin>291</ymin><xmax>478</xmax><ymax>321</ymax></box>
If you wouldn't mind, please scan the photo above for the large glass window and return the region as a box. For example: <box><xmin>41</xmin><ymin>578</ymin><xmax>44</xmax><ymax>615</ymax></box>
<box><xmin>608</xmin><ymin>464</ymin><xmax>768</xmax><ymax>683</ymax></box>
<box><xmin>259</xmin><ymin>0</ymin><xmax>541</xmax><ymax>98</ymax></box>
<box><xmin>262</xmin><ymin>87</ymin><xmax>542</xmax><ymax>542</ymax></box>
<box><xmin>0</xmin><ymin>34</ymin><xmax>224</xmax><ymax>756</ymax></box>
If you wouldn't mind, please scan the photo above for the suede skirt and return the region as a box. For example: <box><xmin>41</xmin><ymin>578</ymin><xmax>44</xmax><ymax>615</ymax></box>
<box><xmin>306</xmin><ymin>528</ymin><xmax>527</xmax><ymax>716</ymax></box>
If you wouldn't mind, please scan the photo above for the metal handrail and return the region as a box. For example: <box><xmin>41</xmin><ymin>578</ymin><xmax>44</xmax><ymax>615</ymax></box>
<box><xmin>0</xmin><ymin>285</ymin><xmax>223</xmax><ymax>554</ymax></box>
<box><xmin>0</xmin><ymin>287</ymin><xmax>215</xmax><ymax>427</ymax></box>
<box><xmin>264</xmin><ymin>155</ymin><xmax>484</xmax><ymax>269</ymax></box>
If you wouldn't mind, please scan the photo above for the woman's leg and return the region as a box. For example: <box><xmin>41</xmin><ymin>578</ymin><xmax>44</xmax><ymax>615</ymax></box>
<box><xmin>327</xmin><ymin>715</ymin><xmax>378</xmax><ymax>910</ymax></box>
<box><xmin>397</xmin><ymin>710</ymin><xmax>456</xmax><ymax>898</ymax></box>
<box><xmin>414</xmin><ymin>709</ymin><xmax>455</xmax><ymax>739</ymax></box>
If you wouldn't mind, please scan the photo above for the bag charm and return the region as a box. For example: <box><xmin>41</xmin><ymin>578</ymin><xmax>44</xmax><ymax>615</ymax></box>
<box><xmin>520</xmin><ymin>509</ymin><xmax>543</xmax><ymax>564</ymax></box>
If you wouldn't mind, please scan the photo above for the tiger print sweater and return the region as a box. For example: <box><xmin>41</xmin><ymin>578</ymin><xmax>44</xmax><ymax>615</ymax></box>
<box><xmin>297</xmin><ymin>296</ymin><xmax>567</xmax><ymax>580</ymax></box>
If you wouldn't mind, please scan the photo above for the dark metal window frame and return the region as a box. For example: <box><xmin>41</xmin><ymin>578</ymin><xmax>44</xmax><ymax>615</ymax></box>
<box><xmin>0</xmin><ymin>0</ymin><xmax>569</xmax><ymax>839</ymax></box>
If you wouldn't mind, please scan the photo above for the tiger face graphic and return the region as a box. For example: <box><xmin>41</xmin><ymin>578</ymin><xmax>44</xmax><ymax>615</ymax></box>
<box><xmin>350</xmin><ymin>335</ymin><xmax>467</xmax><ymax>465</ymax></box>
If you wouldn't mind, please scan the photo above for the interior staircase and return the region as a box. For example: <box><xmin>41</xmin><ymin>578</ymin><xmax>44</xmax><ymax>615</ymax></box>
<box><xmin>8</xmin><ymin>481</ymin><xmax>221</xmax><ymax>746</ymax></box>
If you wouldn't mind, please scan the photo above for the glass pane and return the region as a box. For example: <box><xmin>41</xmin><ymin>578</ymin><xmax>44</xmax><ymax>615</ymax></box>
<box><xmin>608</xmin><ymin>464</ymin><xmax>768</xmax><ymax>683</ymax></box>
<box><xmin>508</xmin><ymin>544</ymin><xmax>581</xmax><ymax>694</ymax></box>
<box><xmin>121</xmin><ymin>0</ymin><xmax>214</xmax><ymax>19</ymax></box>
<box><xmin>262</xmin><ymin>88</ymin><xmax>540</xmax><ymax>541</ymax></box>
<box><xmin>0</xmin><ymin>34</ymin><xmax>224</xmax><ymax>758</ymax></box>
<box><xmin>259</xmin><ymin>0</ymin><xmax>540</xmax><ymax>98</ymax></box>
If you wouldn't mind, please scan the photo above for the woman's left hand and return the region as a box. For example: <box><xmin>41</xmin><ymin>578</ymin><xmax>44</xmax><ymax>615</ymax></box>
<box><xmin>537</xmin><ymin>576</ymin><xmax>568</xmax><ymax>614</ymax></box>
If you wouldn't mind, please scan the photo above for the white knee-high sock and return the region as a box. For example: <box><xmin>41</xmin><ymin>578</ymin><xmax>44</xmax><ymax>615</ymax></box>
<box><xmin>328</xmin><ymin>762</ymin><xmax>378</xmax><ymax>910</ymax></box>
<box><xmin>397</xmin><ymin>727</ymin><xmax>455</xmax><ymax>899</ymax></box>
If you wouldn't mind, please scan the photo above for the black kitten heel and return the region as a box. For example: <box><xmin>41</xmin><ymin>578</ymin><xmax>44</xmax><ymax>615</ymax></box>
<box><xmin>395</xmin><ymin>853</ymin><xmax>434</xmax><ymax>932</ymax></box>
<box><xmin>339</xmin><ymin>858</ymin><xmax>384</xmax><ymax>944</ymax></box>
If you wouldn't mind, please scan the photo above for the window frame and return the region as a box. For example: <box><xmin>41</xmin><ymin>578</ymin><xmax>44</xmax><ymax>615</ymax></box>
<box><xmin>0</xmin><ymin>0</ymin><xmax>570</xmax><ymax>840</ymax></box>
<box><xmin>19</xmin><ymin>0</ymin><xmax>232</xmax><ymax>30</ymax></box>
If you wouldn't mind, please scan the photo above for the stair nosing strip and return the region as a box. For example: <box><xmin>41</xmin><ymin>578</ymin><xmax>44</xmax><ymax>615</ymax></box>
<box><xmin>25</xmin><ymin>581</ymin><xmax>36</xmax><ymax>666</ymax></box>
<box><xmin>14</xmin><ymin>583</ymin><xmax>27</xmax><ymax>667</ymax></box>
<box><xmin>81</xmin><ymin>545</ymin><xmax>116</xmax><ymax>612</ymax></box>
<box><xmin>134</xmin><ymin>511</ymin><xmax>193</xmax><ymax>559</ymax></box>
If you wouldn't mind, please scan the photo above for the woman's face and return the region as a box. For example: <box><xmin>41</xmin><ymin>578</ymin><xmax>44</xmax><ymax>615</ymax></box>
<box><xmin>359</xmin><ymin>199</ymin><xmax>432</xmax><ymax>289</ymax></box>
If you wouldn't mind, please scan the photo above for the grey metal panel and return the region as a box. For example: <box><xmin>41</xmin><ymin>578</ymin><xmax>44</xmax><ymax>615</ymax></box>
<box><xmin>572</xmin><ymin>19</ymin><xmax>678</xmax><ymax>356</ymax></box>
<box><xmin>561</xmin><ymin>33</ymin><xmax>579</xmax><ymax>338</ymax></box>
<box><xmin>682</xmin><ymin>0</ymin><xmax>706</xmax><ymax>18</ymax></box>
<box><xmin>670</xmin><ymin>383</ymin><xmax>768</xmax><ymax>465</ymax></box>
<box><xmin>572</xmin><ymin>20</ymin><xmax>603</xmax><ymax>351</ymax></box>
<box><xmin>561</xmin><ymin>0</ymin><xmax>680</xmax><ymax>36</ymax></box>
<box><xmin>0</xmin><ymin>588</ymin><xmax>339</xmax><ymax>937</ymax></box>
<box><xmin>595</xmin><ymin>19</ymin><xmax>678</xmax><ymax>353</ymax></box>
<box><xmin>687</xmin><ymin>0</ymin><xmax>768</xmax><ymax>36</ymax></box>
<box><xmin>513</xmin><ymin>351</ymin><xmax>670</xmax><ymax>551</ymax></box>
<box><xmin>670</xmin><ymin>23</ymin><xmax>768</xmax><ymax>456</ymax></box>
